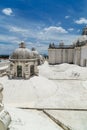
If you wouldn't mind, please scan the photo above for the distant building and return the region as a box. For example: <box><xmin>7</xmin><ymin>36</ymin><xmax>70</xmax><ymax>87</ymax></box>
<box><xmin>9</xmin><ymin>42</ymin><xmax>39</xmax><ymax>79</ymax></box>
<box><xmin>48</xmin><ymin>27</ymin><xmax>87</xmax><ymax>67</ymax></box>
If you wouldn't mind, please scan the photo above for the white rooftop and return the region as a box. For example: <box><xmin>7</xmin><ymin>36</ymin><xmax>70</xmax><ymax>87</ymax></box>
<box><xmin>0</xmin><ymin>61</ymin><xmax>87</xmax><ymax>129</ymax></box>
<box><xmin>7</xmin><ymin>107</ymin><xmax>62</xmax><ymax>130</ymax></box>
<box><xmin>0</xmin><ymin>61</ymin><xmax>87</xmax><ymax>109</ymax></box>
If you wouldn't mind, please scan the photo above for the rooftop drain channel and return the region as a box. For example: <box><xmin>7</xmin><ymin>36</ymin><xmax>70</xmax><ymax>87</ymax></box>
<box><xmin>43</xmin><ymin>110</ymin><xmax>72</xmax><ymax>130</ymax></box>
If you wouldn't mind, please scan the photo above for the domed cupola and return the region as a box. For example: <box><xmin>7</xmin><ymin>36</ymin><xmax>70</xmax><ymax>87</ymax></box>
<box><xmin>31</xmin><ymin>47</ymin><xmax>39</xmax><ymax>58</ymax></box>
<box><xmin>10</xmin><ymin>42</ymin><xmax>33</xmax><ymax>59</ymax></box>
<box><xmin>8</xmin><ymin>42</ymin><xmax>39</xmax><ymax>79</ymax></box>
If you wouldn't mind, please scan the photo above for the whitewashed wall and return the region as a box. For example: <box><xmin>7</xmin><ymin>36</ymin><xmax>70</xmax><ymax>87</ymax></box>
<box><xmin>48</xmin><ymin>48</ymin><xmax>74</xmax><ymax>64</ymax></box>
<box><xmin>48</xmin><ymin>49</ymin><xmax>56</xmax><ymax>64</ymax></box>
<box><xmin>48</xmin><ymin>44</ymin><xmax>87</xmax><ymax>67</ymax></box>
<box><xmin>73</xmin><ymin>47</ymin><xmax>81</xmax><ymax>65</ymax></box>
<box><xmin>9</xmin><ymin>60</ymin><xmax>38</xmax><ymax>79</ymax></box>
<box><xmin>80</xmin><ymin>45</ymin><xmax>87</xmax><ymax>66</ymax></box>
<box><xmin>63</xmin><ymin>49</ymin><xmax>68</xmax><ymax>63</ymax></box>
<box><xmin>55</xmin><ymin>49</ymin><xmax>62</xmax><ymax>64</ymax></box>
<box><xmin>68</xmin><ymin>49</ymin><xmax>74</xmax><ymax>63</ymax></box>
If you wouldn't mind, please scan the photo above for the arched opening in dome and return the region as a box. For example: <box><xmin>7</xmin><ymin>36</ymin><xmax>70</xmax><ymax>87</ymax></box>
<box><xmin>30</xmin><ymin>65</ymin><xmax>34</xmax><ymax>76</ymax></box>
<box><xmin>17</xmin><ymin>65</ymin><xmax>22</xmax><ymax>77</ymax></box>
<box><xmin>37</xmin><ymin>59</ymin><xmax>40</xmax><ymax>65</ymax></box>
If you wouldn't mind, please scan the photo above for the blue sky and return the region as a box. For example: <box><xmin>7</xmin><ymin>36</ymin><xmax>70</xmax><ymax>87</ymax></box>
<box><xmin>0</xmin><ymin>0</ymin><xmax>87</xmax><ymax>54</ymax></box>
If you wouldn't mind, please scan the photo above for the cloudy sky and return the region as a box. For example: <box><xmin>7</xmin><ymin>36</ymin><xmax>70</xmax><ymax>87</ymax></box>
<box><xmin>0</xmin><ymin>0</ymin><xmax>87</xmax><ymax>54</ymax></box>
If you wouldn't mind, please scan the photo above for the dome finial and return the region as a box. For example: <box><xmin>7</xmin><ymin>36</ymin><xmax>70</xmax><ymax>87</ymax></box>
<box><xmin>19</xmin><ymin>41</ymin><xmax>26</xmax><ymax>48</ymax></box>
<box><xmin>32</xmin><ymin>47</ymin><xmax>36</xmax><ymax>51</ymax></box>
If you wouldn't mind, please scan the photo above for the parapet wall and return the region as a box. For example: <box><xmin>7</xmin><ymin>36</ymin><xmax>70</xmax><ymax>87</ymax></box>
<box><xmin>0</xmin><ymin>61</ymin><xmax>10</xmax><ymax>77</ymax></box>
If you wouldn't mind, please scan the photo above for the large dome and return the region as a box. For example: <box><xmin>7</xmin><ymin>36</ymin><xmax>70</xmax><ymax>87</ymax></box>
<box><xmin>10</xmin><ymin>42</ymin><xmax>33</xmax><ymax>59</ymax></box>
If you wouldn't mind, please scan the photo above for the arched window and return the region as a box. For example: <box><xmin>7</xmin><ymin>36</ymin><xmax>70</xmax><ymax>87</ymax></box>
<box><xmin>30</xmin><ymin>65</ymin><xmax>34</xmax><ymax>76</ymax></box>
<box><xmin>17</xmin><ymin>65</ymin><xmax>22</xmax><ymax>77</ymax></box>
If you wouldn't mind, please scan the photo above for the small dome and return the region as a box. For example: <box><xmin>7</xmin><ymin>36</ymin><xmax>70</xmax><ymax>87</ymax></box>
<box><xmin>73</xmin><ymin>35</ymin><xmax>87</xmax><ymax>46</ymax></box>
<box><xmin>10</xmin><ymin>42</ymin><xmax>33</xmax><ymax>59</ymax></box>
<box><xmin>78</xmin><ymin>35</ymin><xmax>87</xmax><ymax>42</ymax></box>
<box><xmin>31</xmin><ymin>47</ymin><xmax>39</xmax><ymax>57</ymax></box>
<box><xmin>74</xmin><ymin>27</ymin><xmax>87</xmax><ymax>45</ymax></box>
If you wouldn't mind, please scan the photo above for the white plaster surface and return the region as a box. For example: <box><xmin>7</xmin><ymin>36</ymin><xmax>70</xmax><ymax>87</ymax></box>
<box><xmin>0</xmin><ymin>66</ymin><xmax>8</xmax><ymax>71</ymax></box>
<box><xmin>45</xmin><ymin>110</ymin><xmax>87</xmax><ymax>130</ymax></box>
<box><xmin>0</xmin><ymin>61</ymin><xmax>87</xmax><ymax>129</ymax></box>
<box><xmin>0</xmin><ymin>61</ymin><xmax>87</xmax><ymax>109</ymax></box>
<box><xmin>0</xmin><ymin>75</ymin><xmax>58</xmax><ymax>108</ymax></box>
<box><xmin>39</xmin><ymin>61</ymin><xmax>87</xmax><ymax>80</ymax></box>
<box><xmin>6</xmin><ymin>107</ymin><xmax>61</xmax><ymax>130</ymax></box>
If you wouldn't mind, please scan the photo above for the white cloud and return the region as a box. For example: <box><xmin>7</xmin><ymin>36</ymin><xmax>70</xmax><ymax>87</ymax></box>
<box><xmin>77</xmin><ymin>29</ymin><xmax>80</xmax><ymax>33</ymax></box>
<box><xmin>2</xmin><ymin>8</ymin><xmax>13</xmax><ymax>16</ymax></box>
<box><xmin>9</xmin><ymin>26</ymin><xmax>38</xmax><ymax>39</ymax></box>
<box><xmin>44</xmin><ymin>26</ymin><xmax>68</xmax><ymax>34</ymax></box>
<box><xmin>75</xmin><ymin>18</ymin><xmax>87</xmax><ymax>24</ymax></box>
<box><xmin>9</xmin><ymin>26</ymin><xmax>28</xmax><ymax>33</ymax></box>
<box><xmin>56</xmin><ymin>22</ymin><xmax>61</xmax><ymax>25</ymax></box>
<box><xmin>7</xmin><ymin>25</ymin><xmax>78</xmax><ymax>45</ymax></box>
<box><xmin>36</xmin><ymin>28</ymin><xmax>78</xmax><ymax>45</ymax></box>
<box><xmin>68</xmin><ymin>28</ymin><xmax>74</xmax><ymax>31</ymax></box>
<box><xmin>0</xmin><ymin>34</ymin><xmax>20</xmax><ymax>43</ymax></box>
<box><xmin>65</xmin><ymin>16</ymin><xmax>70</xmax><ymax>19</ymax></box>
<box><xmin>8</xmin><ymin>26</ymin><xmax>68</xmax><ymax>43</ymax></box>
<box><xmin>0</xmin><ymin>24</ymin><xmax>79</xmax><ymax>54</ymax></box>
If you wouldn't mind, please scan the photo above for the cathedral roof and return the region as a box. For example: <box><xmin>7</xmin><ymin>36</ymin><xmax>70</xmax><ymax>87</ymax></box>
<box><xmin>10</xmin><ymin>42</ymin><xmax>34</xmax><ymax>59</ymax></box>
